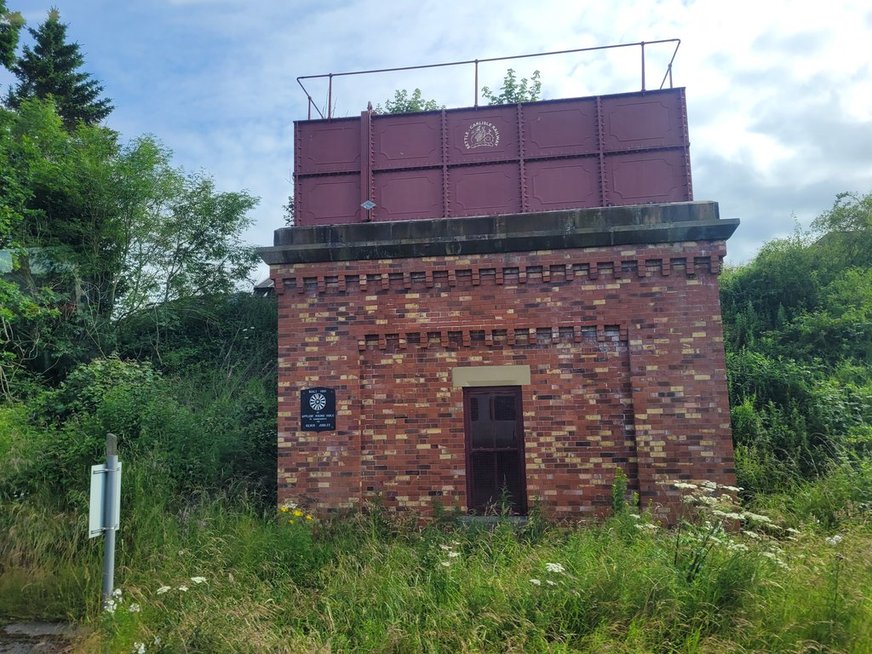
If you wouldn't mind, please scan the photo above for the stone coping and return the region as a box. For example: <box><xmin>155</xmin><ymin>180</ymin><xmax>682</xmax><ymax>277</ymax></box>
<box><xmin>259</xmin><ymin>202</ymin><xmax>739</xmax><ymax>265</ymax></box>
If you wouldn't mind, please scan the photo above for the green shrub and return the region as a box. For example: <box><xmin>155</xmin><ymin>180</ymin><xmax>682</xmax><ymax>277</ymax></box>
<box><xmin>32</xmin><ymin>356</ymin><xmax>160</xmax><ymax>427</ymax></box>
<box><xmin>9</xmin><ymin>350</ymin><xmax>275</xmax><ymax>508</ymax></box>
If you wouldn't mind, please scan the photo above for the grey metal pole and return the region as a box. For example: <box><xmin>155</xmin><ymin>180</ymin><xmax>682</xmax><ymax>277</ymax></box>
<box><xmin>101</xmin><ymin>433</ymin><xmax>118</xmax><ymax>607</ymax></box>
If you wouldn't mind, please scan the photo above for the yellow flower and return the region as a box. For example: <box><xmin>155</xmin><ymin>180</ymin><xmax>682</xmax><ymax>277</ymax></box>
<box><xmin>305</xmin><ymin>514</ymin><xmax>313</xmax><ymax>521</ymax></box>
<box><xmin>279</xmin><ymin>506</ymin><xmax>289</xmax><ymax>513</ymax></box>
<box><xmin>288</xmin><ymin>519</ymin><xmax>295</xmax><ymax>525</ymax></box>
<box><xmin>293</xmin><ymin>509</ymin><xmax>304</xmax><ymax>517</ymax></box>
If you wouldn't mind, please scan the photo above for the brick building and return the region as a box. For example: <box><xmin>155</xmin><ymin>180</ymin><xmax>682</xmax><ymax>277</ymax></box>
<box><xmin>260</xmin><ymin>85</ymin><xmax>739</xmax><ymax>519</ymax></box>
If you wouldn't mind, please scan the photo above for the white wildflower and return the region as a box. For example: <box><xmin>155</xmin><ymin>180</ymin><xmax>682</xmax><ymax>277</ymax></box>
<box><xmin>447</xmin><ymin>551</ymin><xmax>460</xmax><ymax>558</ymax></box>
<box><xmin>103</xmin><ymin>599</ymin><xmax>116</xmax><ymax>614</ymax></box>
<box><xmin>742</xmin><ymin>512</ymin><xmax>772</xmax><ymax>524</ymax></box>
<box><xmin>127</xmin><ymin>603</ymin><xmax>141</xmax><ymax>613</ymax></box>
<box><xmin>826</xmin><ymin>534</ymin><xmax>843</xmax><ymax>546</ymax></box>
<box><xmin>545</xmin><ymin>562</ymin><xmax>566</xmax><ymax>574</ymax></box>
<box><xmin>440</xmin><ymin>561</ymin><xmax>451</xmax><ymax>567</ymax></box>
<box><xmin>190</xmin><ymin>576</ymin><xmax>207</xmax><ymax>584</ymax></box>
<box><xmin>721</xmin><ymin>485</ymin><xmax>742</xmax><ymax>493</ymax></box>
<box><xmin>133</xmin><ymin>642</ymin><xmax>146</xmax><ymax>654</ymax></box>
<box><xmin>113</xmin><ymin>588</ymin><xmax>123</xmax><ymax>598</ymax></box>
<box><xmin>697</xmin><ymin>495</ymin><xmax>718</xmax><ymax>506</ymax></box>
<box><xmin>682</xmin><ymin>495</ymin><xmax>697</xmax><ymax>504</ymax></box>
<box><xmin>438</xmin><ymin>544</ymin><xmax>451</xmax><ymax>551</ymax></box>
<box><xmin>727</xmin><ymin>542</ymin><xmax>749</xmax><ymax>552</ymax></box>
<box><xmin>761</xmin><ymin>551</ymin><xmax>788</xmax><ymax>569</ymax></box>
<box><xmin>741</xmin><ymin>530</ymin><xmax>761</xmax><ymax>540</ymax></box>
<box><xmin>178</xmin><ymin>585</ymin><xmax>188</xmax><ymax>592</ymax></box>
<box><xmin>529</xmin><ymin>578</ymin><xmax>541</xmax><ymax>586</ymax></box>
<box><xmin>712</xmin><ymin>510</ymin><xmax>743</xmax><ymax>520</ymax></box>
<box><xmin>628</xmin><ymin>513</ymin><xmax>641</xmax><ymax>520</ymax></box>
<box><xmin>156</xmin><ymin>586</ymin><xmax>171</xmax><ymax>595</ymax></box>
<box><xmin>673</xmin><ymin>482</ymin><xmax>698</xmax><ymax>490</ymax></box>
<box><xmin>545</xmin><ymin>580</ymin><xmax>557</xmax><ymax>586</ymax></box>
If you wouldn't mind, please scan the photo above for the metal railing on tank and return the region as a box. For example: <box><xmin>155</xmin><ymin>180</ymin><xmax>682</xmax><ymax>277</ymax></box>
<box><xmin>296</xmin><ymin>39</ymin><xmax>681</xmax><ymax>120</ymax></box>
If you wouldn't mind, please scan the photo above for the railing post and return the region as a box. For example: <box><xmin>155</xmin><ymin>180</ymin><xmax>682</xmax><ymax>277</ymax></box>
<box><xmin>328</xmin><ymin>73</ymin><xmax>333</xmax><ymax>119</ymax></box>
<box><xmin>474</xmin><ymin>60</ymin><xmax>479</xmax><ymax>107</ymax></box>
<box><xmin>640</xmin><ymin>41</ymin><xmax>646</xmax><ymax>91</ymax></box>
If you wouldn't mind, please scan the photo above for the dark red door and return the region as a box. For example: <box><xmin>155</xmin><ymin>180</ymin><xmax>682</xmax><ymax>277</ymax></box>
<box><xmin>463</xmin><ymin>387</ymin><xmax>527</xmax><ymax>515</ymax></box>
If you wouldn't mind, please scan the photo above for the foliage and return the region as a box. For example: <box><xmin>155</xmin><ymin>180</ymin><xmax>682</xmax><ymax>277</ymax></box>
<box><xmin>723</xmin><ymin>190</ymin><xmax>872</xmax><ymax>494</ymax></box>
<box><xmin>610</xmin><ymin>467</ymin><xmax>629</xmax><ymax>514</ymax></box>
<box><xmin>0</xmin><ymin>101</ymin><xmax>59</xmax><ymax>394</ymax></box>
<box><xmin>0</xmin><ymin>0</ymin><xmax>24</xmax><ymax>69</ymax></box>
<box><xmin>481</xmin><ymin>68</ymin><xmax>542</xmax><ymax>105</ymax></box>
<box><xmin>112</xmin><ymin>145</ymin><xmax>259</xmax><ymax>320</ymax></box>
<box><xmin>4</xmin><ymin>8</ymin><xmax>112</xmax><ymax>128</ymax></box>
<box><xmin>282</xmin><ymin>194</ymin><xmax>294</xmax><ymax>227</ymax></box>
<box><xmin>811</xmin><ymin>190</ymin><xmax>872</xmax><ymax>272</ymax></box>
<box><xmin>0</xmin><ymin>99</ymin><xmax>258</xmax><ymax>378</ymax></box>
<box><xmin>375</xmin><ymin>87</ymin><xmax>440</xmax><ymax>114</ymax></box>
<box><xmin>33</xmin><ymin>355</ymin><xmax>158</xmax><ymax>427</ymax></box>
<box><xmin>0</xmin><ymin>291</ymin><xmax>277</xmax><ymax>507</ymax></box>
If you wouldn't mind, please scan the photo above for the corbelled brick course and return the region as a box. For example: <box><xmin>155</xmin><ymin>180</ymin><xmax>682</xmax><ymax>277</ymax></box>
<box><xmin>271</xmin><ymin>236</ymin><xmax>735</xmax><ymax>519</ymax></box>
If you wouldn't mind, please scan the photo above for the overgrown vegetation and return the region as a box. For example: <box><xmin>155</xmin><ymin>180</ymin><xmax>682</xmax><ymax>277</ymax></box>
<box><xmin>722</xmin><ymin>192</ymin><xmax>872</xmax><ymax>495</ymax></box>
<box><xmin>2</xmin><ymin>472</ymin><xmax>869</xmax><ymax>652</ymax></box>
<box><xmin>1</xmin><ymin>7</ymin><xmax>870</xmax><ymax>652</ymax></box>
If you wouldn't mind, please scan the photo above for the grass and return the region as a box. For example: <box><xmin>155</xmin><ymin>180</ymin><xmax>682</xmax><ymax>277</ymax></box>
<box><xmin>2</xmin><ymin>465</ymin><xmax>871</xmax><ymax>653</ymax></box>
<box><xmin>2</xmin><ymin>402</ymin><xmax>871</xmax><ymax>653</ymax></box>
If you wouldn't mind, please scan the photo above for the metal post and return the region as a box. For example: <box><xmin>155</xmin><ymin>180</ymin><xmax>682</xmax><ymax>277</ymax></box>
<box><xmin>474</xmin><ymin>60</ymin><xmax>479</xmax><ymax>107</ymax></box>
<box><xmin>101</xmin><ymin>433</ymin><xmax>118</xmax><ymax>607</ymax></box>
<box><xmin>327</xmin><ymin>74</ymin><xmax>333</xmax><ymax>119</ymax></box>
<box><xmin>640</xmin><ymin>41</ymin><xmax>646</xmax><ymax>91</ymax></box>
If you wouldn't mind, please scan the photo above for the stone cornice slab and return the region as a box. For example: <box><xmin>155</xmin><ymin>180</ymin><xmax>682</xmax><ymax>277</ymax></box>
<box><xmin>259</xmin><ymin>202</ymin><xmax>739</xmax><ymax>265</ymax></box>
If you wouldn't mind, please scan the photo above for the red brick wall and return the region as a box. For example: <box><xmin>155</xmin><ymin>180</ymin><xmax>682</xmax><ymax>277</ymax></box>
<box><xmin>272</xmin><ymin>240</ymin><xmax>735</xmax><ymax>518</ymax></box>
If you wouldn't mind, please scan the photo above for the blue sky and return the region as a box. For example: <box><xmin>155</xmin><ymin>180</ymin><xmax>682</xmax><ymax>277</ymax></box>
<box><xmin>3</xmin><ymin>0</ymin><xmax>871</xmax><ymax>280</ymax></box>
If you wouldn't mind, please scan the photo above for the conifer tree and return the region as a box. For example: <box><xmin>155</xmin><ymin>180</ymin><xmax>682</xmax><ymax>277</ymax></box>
<box><xmin>5</xmin><ymin>8</ymin><xmax>112</xmax><ymax>128</ymax></box>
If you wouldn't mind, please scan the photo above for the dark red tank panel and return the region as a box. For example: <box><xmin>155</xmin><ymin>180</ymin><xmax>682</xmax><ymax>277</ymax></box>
<box><xmin>294</xmin><ymin>88</ymin><xmax>692</xmax><ymax>226</ymax></box>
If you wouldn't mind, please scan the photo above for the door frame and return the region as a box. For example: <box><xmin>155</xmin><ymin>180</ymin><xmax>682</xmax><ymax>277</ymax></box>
<box><xmin>462</xmin><ymin>385</ymin><xmax>528</xmax><ymax>515</ymax></box>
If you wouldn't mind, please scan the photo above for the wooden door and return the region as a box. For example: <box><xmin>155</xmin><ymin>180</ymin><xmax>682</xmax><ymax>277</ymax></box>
<box><xmin>463</xmin><ymin>386</ymin><xmax>527</xmax><ymax>515</ymax></box>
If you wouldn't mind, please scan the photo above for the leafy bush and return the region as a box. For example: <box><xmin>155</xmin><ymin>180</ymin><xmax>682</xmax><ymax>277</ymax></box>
<box><xmin>32</xmin><ymin>356</ymin><xmax>160</xmax><ymax>427</ymax></box>
<box><xmin>10</xmin><ymin>345</ymin><xmax>275</xmax><ymax>508</ymax></box>
<box><xmin>727</xmin><ymin>344</ymin><xmax>872</xmax><ymax>493</ymax></box>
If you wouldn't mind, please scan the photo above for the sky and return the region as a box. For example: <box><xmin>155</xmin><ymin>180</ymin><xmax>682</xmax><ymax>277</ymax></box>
<box><xmin>3</xmin><ymin>0</ymin><xmax>871</xmax><ymax>281</ymax></box>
